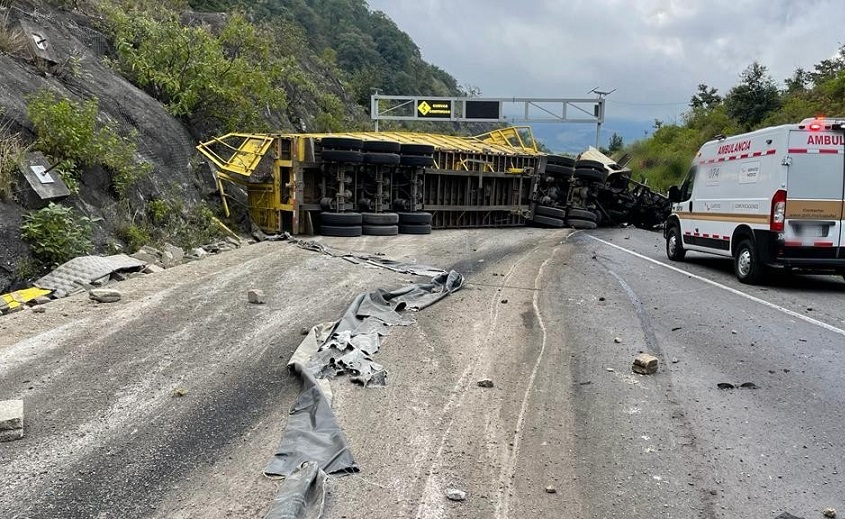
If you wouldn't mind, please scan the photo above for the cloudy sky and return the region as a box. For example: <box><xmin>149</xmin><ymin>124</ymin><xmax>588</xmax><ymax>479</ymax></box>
<box><xmin>366</xmin><ymin>0</ymin><xmax>845</xmax><ymax>152</ymax></box>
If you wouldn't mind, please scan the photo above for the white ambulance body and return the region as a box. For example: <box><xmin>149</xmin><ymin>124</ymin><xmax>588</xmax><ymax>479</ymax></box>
<box><xmin>665</xmin><ymin>117</ymin><xmax>845</xmax><ymax>283</ymax></box>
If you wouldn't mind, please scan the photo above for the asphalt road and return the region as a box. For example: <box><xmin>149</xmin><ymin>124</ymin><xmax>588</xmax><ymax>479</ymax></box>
<box><xmin>1</xmin><ymin>227</ymin><xmax>843</xmax><ymax>519</ymax></box>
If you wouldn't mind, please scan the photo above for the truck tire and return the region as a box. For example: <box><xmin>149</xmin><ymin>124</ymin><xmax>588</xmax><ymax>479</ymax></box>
<box><xmin>567</xmin><ymin>208</ymin><xmax>598</xmax><ymax>222</ymax></box>
<box><xmin>362</xmin><ymin>140</ymin><xmax>401</xmax><ymax>153</ymax></box>
<box><xmin>363</xmin><ymin>225</ymin><xmax>399</xmax><ymax>236</ymax></box>
<box><xmin>400</xmin><ymin>143</ymin><xmax>435</xmax><ymax>156</ymax></box>
<box><xmin>320</xmin><ymin>225</ymin><xmax>363</xmax><ymax>237</ymax></box>
<box><xmin>321</xmin><ymin>150</ymin><xmax>363</xmax><ymax>164</ymax></box>
<box><xmin>547</xmin><ymin>155</ymin><xmax>576</xmax><ymax>168</ymax></box>
<box><xmin>532</xmin><ymin>215</ymin><xmax>565</xmax><ymax>228</ymax></box>
<box><xmin>363</xmin><ymin>152</ymin><xmax>401</xmax><ymax>165</ymax></box>
<box><xmin>573</xmin><ymin>168</ymin><xmax>606</xmax><ymax>183</ymax></box>
<box><xmin>399</xmin><ymin>224</ymin><xmax>432</xmax><ymax>234</ymax></box>
<box><xmin>321</xmin><ymin>212</ymin><xmax>363</xmax><ymax>226</ymax></box>
<box><xmin>566</xmin><ymin>218</ymin><xmax>598</xmax><ymax>230</ymax></box>
<box><xmin>398</xmin><ymin>212</ymin><xmax>432</xmax><ymax>225</ymax></box>
<box><xmin>321</xmin><ymin>137</ymin><xmax>363</xmax><ymax>151</ymax></box>
<box><xmin>545</xmin><ymin>163</ymin><xmax>574</xmax><ymax>177</ymax></box>
<box><xmin>362</xmin><ymin>212</ymin><xmax>399</xmax><ymax>225</ymax></box>
<box><xmin>535</xmin><ymin>205</ymin><xmax>567</xmax><ymax>219</ymax></box>
<box><xmin>666</xmin><ymin>225</ymin><xmax>686</xmax><ymax>261</ymax></box>
<box><xmin>400</xmin><ymin>155</ymin><xmax>435</xmax><ymax>167</ymax></box>
<box><xmin>734</xmin><ymin>239</ymin><xmax>764</xmax><ymax>284</ymax></box>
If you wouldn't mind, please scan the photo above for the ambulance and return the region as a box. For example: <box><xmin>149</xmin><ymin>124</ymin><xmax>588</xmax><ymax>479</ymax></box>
<box><xmin>665</xmin><ymin>117</ymin><xmax>845</xmax><ymax>284</ymax></box>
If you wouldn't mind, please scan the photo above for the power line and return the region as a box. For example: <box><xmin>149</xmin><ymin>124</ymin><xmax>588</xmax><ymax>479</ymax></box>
<box><xmin>607</xmin><ymin>99</ymin><xmax>689</xmax><ymax>107</ymax></box>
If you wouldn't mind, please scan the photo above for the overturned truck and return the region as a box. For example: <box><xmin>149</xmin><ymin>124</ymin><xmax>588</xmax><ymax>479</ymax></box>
<box><xmin>196</xmin><ymin>127</ymin><xmax>669</xmax><ymax>236</ymax></box>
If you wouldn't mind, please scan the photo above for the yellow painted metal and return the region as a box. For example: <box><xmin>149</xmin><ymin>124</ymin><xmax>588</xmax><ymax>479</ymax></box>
<box><xmin>473</xmin><ymin>126</ymin><xmax>539</xmax><ymax>154</ymax></box>
<box><xmin>1</xmin><ymin>287</ymin><xmax>52</xmax><ymax>311</ymax></box>
<box><xmin>196</xmin><ymin>133</ymin><xmax>275</xmax><ymax>179</ymax></box>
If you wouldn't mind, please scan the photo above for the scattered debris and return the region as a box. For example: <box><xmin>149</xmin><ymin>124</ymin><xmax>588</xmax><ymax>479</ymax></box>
<box><xmin>606</xmin><ymin>367</ymin><xmax>615</xmax><ymax>372</ymax></box>
<box><xmin>477</xmin><ymin>379</ymin><xmax>495</xmax><ymax>388</ymax></box>
<box><xmin>632</xmin><ymin>353</ymin><xmax>659</xmax><ymax>375</ymax></box>
<box><xmin>171</xmin><ymin>387</ymin><xmax>188</xmax><ymax>398</ymax></box>
<box><xmin>143</xmin><ymin>264</ymin><xmax>165</xmax><ymax>274</ymax></box>
<box><xmin>33</xmin><ymin>296</ymin><xmax>51</xmax><ymax>305</ymax></box>
<box><xmin>578</xmin><ymin>381</ymin><xmax>592</xmax><ymax>386</ymax></box>
<box><xmin>671</xmin><ymin>358</ymin><xmax>679</xmax><ymax>364</ymax></box>
<box><xmin>731</xmin><ymin>330</ymin><xmax>738</xmax><ymax>335</ymax></box>
<box><xmin>300</xmin><ymin>327</ymin><xmax>310</xmax><ymax>335</ymax></box>
<box><xmin>0</xmin><ymin>400</ymin><xmax>24</xmax><ymax>442</ymax></box>
<box><xmin>445</xmin><ymin>488</ymin><xmax>467</xmax><ymax>502</ymax></box>
<box><xmin>31</xmin><ymin>306</ymin><xmax>45</xmax><ymax>314</ymax></box>
<box><xmin>774</xmin><ymin>513</ymin><xmax>804</xmax><ymax>519</ymax></box>
<box><xmin>544</xmin><ymin>484</ymin><xmax>557</xmax><ymax>494</ymax></box>
<box><xmin>671</xmin><ymin>327</ymin><xmax>682</xmax><ymax>331</ymax></box>
<box><xmin>614</xmin><ymin>337</ymin><xmax>622</xmax><ymax>344</ymax></box>
<box><xmin>823</xmin><ymin>508</ymin><xmax>836</xmax><ymax>518</ymax></box>
<box><xmin>500</xmin><ymin>299</ymin><xmax>508</xmax><ymax>304</ymax></box>
<box><xmin>717</xmin><ymin>382</ymin><xmax>759</xmax><ymax>390</ymax></box>
<box><xmin>89</xmin><ymin>288</ymin><xmax>122</xmax><ymax>303</ymax></box>
<box><xmin>248</xmin><ymin>289</ymin><xmax>266</xmax><ymax>304</ymax></box>
<box><xmin>35</xmin><ymin>254</ymin><xmax>144</xmax><ymax>298</ymax></box>
<box><xmin>598</xmin><ymin>297</ymin><xmax>606</xmax><ymax>301</ymax></box>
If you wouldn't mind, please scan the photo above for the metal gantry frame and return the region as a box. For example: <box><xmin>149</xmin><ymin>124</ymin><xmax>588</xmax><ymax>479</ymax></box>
<box><xmin>371</xmin><ymin>95</ymin><xmax>605</xmax><ymax>137</ymax></box>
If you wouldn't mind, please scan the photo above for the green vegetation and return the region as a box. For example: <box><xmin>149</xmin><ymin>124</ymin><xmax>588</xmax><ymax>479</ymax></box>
<box><xmin>20</xmin><ymin>203</ymin><xmax>95</xmax><ymax>268</ymax></box>
<box><xmin>186</xmin><ymin>0</ymin><xmax>463</xmax><ymax>104</ymax></box>
<box><xmin>635</xmin><ymin>50</ymin><xmax>845</xmax><ymax>192</ymax></box>
<box><xmin>0</xmin><ymin>112</ymin><xmax>27</xmax><ymax>201</ymax></box>
<box><xmin>116</xmin><ymin>198</ymin><xmax>222</xmax><ymax>252</ymax></box>
<box><xmin>25</xmin><ymin>89</ymin><xmax>150</xmax><ymax>197</ymax></box>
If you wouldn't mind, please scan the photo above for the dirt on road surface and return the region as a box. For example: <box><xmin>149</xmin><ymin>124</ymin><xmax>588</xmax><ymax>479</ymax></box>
<box><xmin>2</xmin><ymin>227</ymin><xmax>843</xmax><ymax>519</ymax></box>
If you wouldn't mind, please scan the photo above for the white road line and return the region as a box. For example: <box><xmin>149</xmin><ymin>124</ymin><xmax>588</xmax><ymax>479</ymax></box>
<box><xmin>587</xmin><ymin>235</ymin><xmax>845</xmax><ymax>338</ymax></box>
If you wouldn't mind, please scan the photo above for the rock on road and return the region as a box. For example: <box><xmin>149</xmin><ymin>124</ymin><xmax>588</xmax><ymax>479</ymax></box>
<box><xmin>0</xmin><ymin>227</ymin><xmax>843</xmax><ymax>518</ymax></box>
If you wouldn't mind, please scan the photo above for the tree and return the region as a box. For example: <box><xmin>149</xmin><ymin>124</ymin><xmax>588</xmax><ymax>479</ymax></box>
<box><xmin>608</xmin><ymin>132</ymin><xmax>624</xmax><ymax>154</ymax></box>
<box><xmin>785</xmin><ymin>68</ymin><xmax>811</xmax><ymax>94</ymax></box>
<box><xmin>689</xmin><ymin>83</ymin><xmax>722</xmax><ymax>109</ymax></box>
<box><xmin>724</xmin><ymin>62</ymin><xmax>781</xmax><ymax>129</ymax></box>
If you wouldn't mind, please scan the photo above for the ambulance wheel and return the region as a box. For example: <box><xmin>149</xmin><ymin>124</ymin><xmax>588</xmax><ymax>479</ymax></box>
<box><xmin>734</xmin><ymin>239</ymin><xmax>764</xmax><ymax>284</ymax></box>
<box><xmin>666</xmin><ymin>225</ymin><xmax>686</xmax><ymax>261</ymax></box>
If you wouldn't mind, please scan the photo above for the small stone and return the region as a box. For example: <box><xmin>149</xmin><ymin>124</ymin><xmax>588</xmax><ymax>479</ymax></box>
<box><xmin>31</xmin><ymin>306</ymin><xmax>46</xmax><ymax>314</ymax></box>
<box><xmin>632</xmin><ymin>353</ymin><xmax>659</xmax><ymax>375</ymax></box>
<box><xmin>226</xmin><ymin>236</ymin><xmax>242</xmax><ymax>248</ymax></box>
<box><xmin>300</xmin><ymin>327</ymin><xmax>310</xmax><ymax>335</ymax></box>
<box><xmin>248</xmin><ymin>289</ymin><xmax>265</xmax><ymax>304</ymax></box>
<box><xmin>33</xmin><ymin>296</ymin><xmax>51</xmax><ymax>305</ymax></box>
<box><xmin>130</xmin><ymin>251</ymin><xmax>159</xmax><ymax>264</ymax></box>
<box><xmin>500</xmin><ymin>299</ymin><xmax>508</xmax><ymax>304</ymax></box>
<box><xmin>171</xmin><ymin>387</ymin><xmax>188</xmax><ymax>398</ymax></box>
<box><xmin>544</xmin><ymin>485</ymin><xmax>557</xmax><ymax>494</ymax></box>
<box><xmin>823</xmin><ymin>508</ymin><xmax>836</xmax><ymax>518</ymax></box>
<box><xmin>190</xmin><ymin>248</ymin><xmax>208</xmax><ymax>258</ymax></box>
<box><xmin>0</xmin><ymin>400</ymin><xmax>23</xmax><ymax>431</ymax></box>
<box><xmin>606</xmin><ymin>368</ymin><xmax>615</xmax><ymax>372</ymax></box>
<box><xmin>143</xmin><ymin>264</ymin><xmax>165</xmax><ymax>274</ymax></box>
<box><xmin>89</xmin><ymin>289</ymin><xmax>122</xmax><ymax>303</ymax></box>
<box><xmin>0</xmin><ymin>429</ymin><xmax>23</xmax><ymax>442</ymax></box>
<box><xmin>671</xmin><ymin>358</ymin><xmax>679</xmax><ymax>364</ymax></box>
<box><xmin>614</xmin><ymin>337</ymin><xmax>622</xmax><ymax>344</ymax></box>
<box><xmin>731</xmin><ymin>330</ymin><xmax>738</xmax><ymax>335</ymax></box>
<box><xmin>445</xmin><ymin>488</ymin><xmax>466</xmax><ymax>501</ymax></box>
<box><xmin>477</xmin><ymin>379</ymin><xmax>494</xmax><ymax>388</ymax></box>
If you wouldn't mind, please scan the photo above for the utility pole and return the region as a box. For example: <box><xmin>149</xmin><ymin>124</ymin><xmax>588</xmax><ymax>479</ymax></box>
<box><xmin>588</xmin><ymin>87</ymin><xmax>615</xmax><ymax>149</ymax></box>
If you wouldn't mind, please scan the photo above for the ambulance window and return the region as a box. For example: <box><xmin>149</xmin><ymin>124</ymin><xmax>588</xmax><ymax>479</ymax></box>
<box><xmin>680</xmin><ymin>166</ymin><xmax>696</xmax><ymax>200</ymax></box>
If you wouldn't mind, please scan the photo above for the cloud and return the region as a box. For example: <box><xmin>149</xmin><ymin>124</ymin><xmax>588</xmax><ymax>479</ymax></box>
<box><xmin>366</xmin><ymin>0</ymin><xmax>845</xmax><ymax>148</ymax></box>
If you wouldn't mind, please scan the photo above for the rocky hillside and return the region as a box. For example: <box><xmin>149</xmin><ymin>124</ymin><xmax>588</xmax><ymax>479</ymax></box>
<box><xmin>0</xmin><ymin>0</ymin><xmax>463</xmax><ymax>293</ymax></box>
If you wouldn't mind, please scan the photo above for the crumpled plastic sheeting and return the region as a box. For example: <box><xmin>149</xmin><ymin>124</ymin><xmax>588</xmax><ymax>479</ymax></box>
<box><xmin>264</xmin><ymin>358</ymin><xmax>359</xmax><ymax>478</ymax></box>
<box><xmin>290</xmin><ymin>237</ymin><xmax>448</xmax><ymax>278</ymax></box>
<box><xmin>35</xmin><ymin>254</ymin><xmax>146</xmax><ymax>297</ymax></box>
<box><xmin>263</xmin><ymin>461</ymin><xmax>327</xmax><ymax>519</ymax></box>
<box><xmin>263</xmin><ymin>239</ymin><xmax>464</xmax><ymax>519</ymax></box>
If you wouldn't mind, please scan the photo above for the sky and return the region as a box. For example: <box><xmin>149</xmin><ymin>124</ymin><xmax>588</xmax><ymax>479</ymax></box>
<box><xmin>366</xmin><ymin>0</ymin><xmax>845</xmax><ymax>153</ymax></box>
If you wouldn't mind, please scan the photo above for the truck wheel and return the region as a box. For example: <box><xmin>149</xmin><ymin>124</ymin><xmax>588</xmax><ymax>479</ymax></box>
<box><xmin>734</xmin><ymin>239</ymin><xmax>764</xmax><ymax>284</ymax></box>
<box><xmin>567</xmin><ymin>208</ymin><xmax>597</xmax><ymax>222</ymax></box>
<box><xmin>666</xmin><ymin>226</ymin><xmax>686</xmax><ymax>261</ymax></box>
<box><xmin>532</xmin><ymin>215</ymin><xmax>565</xmax><ymax>228</ymax></box>
<box><xmin>398</xmin><ymin>212</ymin><xmax>432</xmax><ymax>225</ymax></box>
<box><xmin>363</xmin><ymin>225</ymin><xmax>399</xmax><ymax>236</ymax></box>
<box><xmin>321</xmin><ymin>212</ymin><xmax>363</xmax><ymax>226</ymax></box>
<box><xmin>321</xmin><ymin>225</ymin><xmax>363</xmax><ymax>237</ymax></box>
<box><xmin>362</xmin><ymin>212</ymin><xmax>399</xmax><ymax>225</ymax></box>
<box><xmin>566</xmin><ymin>218</ymin><xmax>598</xmax><ymax>230</ymax></box>
<box><xmin>535</xmin><ymin>205</ymin><xmax>567</xmax><ymax>219</ymax></box>
<box><xmin>399</xmin><ymin>224</ymin><xmax>432</xmax><ymax>234</ymax></box>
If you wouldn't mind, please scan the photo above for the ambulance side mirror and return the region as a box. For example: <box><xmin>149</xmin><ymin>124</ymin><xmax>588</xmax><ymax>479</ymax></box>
<box><xmin>668</xmin><ymin>185</ymin><xmax>681</xmax><ymax>203</ymax></box>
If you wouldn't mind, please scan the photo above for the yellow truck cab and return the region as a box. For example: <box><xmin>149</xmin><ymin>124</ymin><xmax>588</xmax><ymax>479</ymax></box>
<box><xmin>665</xmin><ymin>117</ymin><xmax>845</xmax><ymax>284</ymax></box>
